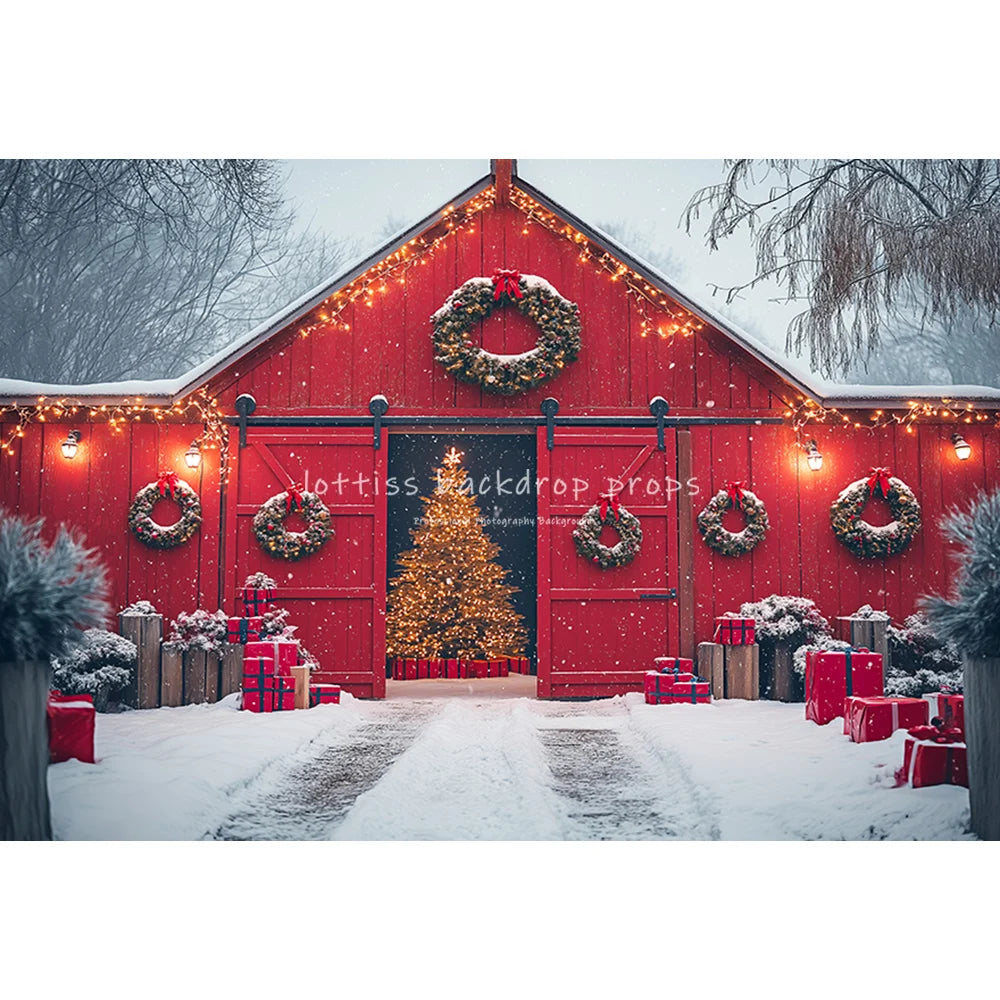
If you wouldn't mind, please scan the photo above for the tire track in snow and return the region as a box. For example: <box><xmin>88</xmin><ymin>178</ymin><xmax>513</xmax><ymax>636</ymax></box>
<box><xmin>210</xmin><ymin>702</ymin><xmax>440</xmax><ymax>840</ymax></box>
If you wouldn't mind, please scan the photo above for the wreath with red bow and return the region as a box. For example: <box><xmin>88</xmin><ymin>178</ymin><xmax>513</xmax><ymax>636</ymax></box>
<box><xmin>696</xmin><ymin>482</ymin><xmax>769</xmax><ymax>556</ymax></box>
<box><xmin>252</xmin><ymin>484</ymin><xmax>333</xmax><ymax>560</ymax></box>
<box><xmin>572</xmin><ymin>493</ymin><xmax>643</xmax><ymax>569</ymax></box>
<box><xmin>128</xmin><ymin>472</ymin><xmax>202</xmax><ymax>549</ymax></box>
<box><xmin>431</xmin><ymin>269</ymin><xmax>582</xmax><ymax>394</ymax></box>
<box><xmin>830</xmin><ymin>468</ymin><xmax>921</xmax><ymax>558</ymax></box>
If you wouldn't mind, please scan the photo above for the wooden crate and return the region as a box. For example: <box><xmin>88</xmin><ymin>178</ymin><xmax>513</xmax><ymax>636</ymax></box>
<box><xmin>118</xmin><ymin>611</ymin><xmax>162</xmax><ymax>709</ymax></box>
<box><xmin>220</xmin><ymin>644</ymin><xmax>244</xmax><ymax>699</ymax></box>
<box><xmin>160</xmin><ymin>643</ymin><xmax>184</xmax><ymax>708</ymax></box>
<box><xmin>696</xmin><ymin>642</ymin><xmax>725</xmax><ymax>700</ymax></box>
<box><xmin>724</xmin><ymin>644</ymin><xmax>759</xmax><ymax>700</ymax></box>
<box><xmin>184</xmin><ymin>649</ymin><xmax>209</xmax><ymax>705</ymax></box>
<box><xmin>291</xmin><ymin>665</ymin><xmax>310</xmax><ymax>710</ymax></box>
<box><xmin>772</xmin><ymin>642</ymin><xmax>798</xmax><ymax>702</ymax></box>
<box><xmin>837</xmin><ymin>616</ymin><xmax>890</xmax><ymax>679</ymax></box>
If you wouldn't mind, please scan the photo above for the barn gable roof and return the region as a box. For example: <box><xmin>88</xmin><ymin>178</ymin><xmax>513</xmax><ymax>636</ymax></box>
<box><xmin>3</xmin><ymin>161</ymin><xmax>1000</xmax><ymax>409</ymax></box>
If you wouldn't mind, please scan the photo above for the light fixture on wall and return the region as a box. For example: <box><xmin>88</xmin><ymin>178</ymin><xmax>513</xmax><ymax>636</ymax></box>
<box><xmin>805</xmin><ymin>439</ymin><xmax>823</xmax><ymax>471</ymax></box>
<box><xmin>60</xmin><ymin>430</ymin><xmax>82</xmax><ymax>459</ymax></box>
<box><xmin>185</xmin><ymin>440</ymin><xmax>202</xmax><ymax>469</ymax></box>
<box><xmin>951</xmin><ymin>432</ymin><xmax>972</xmax><ymax>461</ymax></box>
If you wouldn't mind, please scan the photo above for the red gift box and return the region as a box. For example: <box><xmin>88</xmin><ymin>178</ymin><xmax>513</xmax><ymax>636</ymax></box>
<box><xmin>427</xmin><ymin>659</ymin><xmax>443</xmax><ymax>679</ymax></box>
<box><xmin>487</xmin><ymin>659</ymin><xmax>510</xmax><ymax>677</ymax></box>
<box><xmin>244</xmin><ymin>672</ymin><xmax>295</xmax><ymax>713</ymax></box>
<box><xmin>644</xmin><ymin>674</ymin><xmax>711</xmax><ymax>705</ymax></box>
<box><xmin>654</xmin><ymin>656</ymin><xmax>694</xmax><ymax>675</ymax></box>
<box><xmin>442</xmin><ymin>659</ymin><xmax>461</xmax><ymax>679</ymax></box>
<box><xmin>242</xmin><ymin>655</ymin><xmax>276</xmax><ymax>712</ymax></box>
<box><xmin>240</xmin><ymin>586</ymin><xmax>275</xmax><ymax>616</ymax></box>
<box><xmin>714</xmin><ymin>617</ymin><xmax>756</xmax><ymax>645</ymax></box>
<box><xmin>924</xmin><ymin>693</ymin><xmax>964</xmax><ymax>733</ymax></box>
<box><xmin>47</xmin><ymin>692</ymin><xmax>96</xmax><ymax>764</ymax></box>
<box><xmin>509</xmin><ymin>657</ymin><xmax>531</xmax><ymax>675</ymax></box>
<box><xmin>309</xmin><ymin>683</ymin><xmax>341</xmax><ymax>707</ymax></box>
<box><xmin>898</xmin><ymin>737</ymin><xmax>968</xmax><ymax>788</ymax></box>
<box><xmin>845</xmin><ymin>696</ymin><xmax>930</xmax><ymax>743</ymax></box>
<box><xmin>805</xmin><ymin>648</ymin><xmax>883</xmax><ymax>726</ymax></box>
<box><xmin>391</xmin><ymin>658</ymin><xmax>418</xmax><ymax>680</ymax></box>
<box><xmin>245</xmin><ymin>640</ymin><xmax>297</xmax><ymax>676</ymax></box>
<box><xmin>226</xmin><ymin>616</ymin><xmax>263</xmax><ymax>644</ymax></box>
<box><xmin>467</xmin><ymin>659</ymin><xmax>489</xmax><ymax>678</ymax></box>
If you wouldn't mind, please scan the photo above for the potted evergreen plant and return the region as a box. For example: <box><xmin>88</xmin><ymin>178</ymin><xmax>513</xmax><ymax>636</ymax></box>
<box><xmin>922</xmin><ymin>490</ymin><xmax>1000</xmax><ymax>841</ymax></box>
<box><xmin>0</xmin><ymin>513</ymin><xmax>108</xmax><ymax>840</ymax></box>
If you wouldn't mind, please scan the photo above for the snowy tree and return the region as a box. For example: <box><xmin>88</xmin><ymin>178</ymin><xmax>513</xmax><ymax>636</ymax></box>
<box><xmin>686</xmin><ymin>159</ymin><xmax>1000</xmax><ymax>376</ymax></box>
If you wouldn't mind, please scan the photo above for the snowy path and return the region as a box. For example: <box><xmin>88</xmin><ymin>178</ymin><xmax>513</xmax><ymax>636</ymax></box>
<box><xmin>49</xmin><ymin>690</ymin><xmax>971</xmax><ymax>840</ymax></box>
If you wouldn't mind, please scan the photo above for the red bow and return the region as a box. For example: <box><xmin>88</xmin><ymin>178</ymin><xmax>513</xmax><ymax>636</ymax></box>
<box><xmin>157</xmin><ymin>471</ymin><xmax>180</xmax><ymax>497</ymax></box>
<box><xmin>907</xmin><ymin>723</ymin><xmax>964</xmax><ymax>744</ymax></box>
<box><xmin>285</xmin><ymin>483</ymin><xmax>305</xmax><ymax>512</ymax></box>
<box><xmin>725</xmin><ymin>481</ymin><xmax>746</xmax><ymax>509</ymax></box>
<box><xmin>598</xmin><ymin>491</ymin><xmax>621</xmax><ymax>521</ymax></box>
<box><xmin>491</xmin><ymin>268</ymin><xmax>523</xmax><ymax>301</ymax></box>
<box><xmin>867</xmin><ymin>467</ymin><xmax>891</xmax><ymax>497</ymax></box>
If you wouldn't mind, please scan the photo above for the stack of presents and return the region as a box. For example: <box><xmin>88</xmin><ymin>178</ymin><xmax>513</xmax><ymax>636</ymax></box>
<box><xmin>805</xmin><ymin>644</ymin><xmax>967</xmax><ymax>790</ymax></box>
<box><xmin>389</xmin><ymin>656</ymin><xmax>532</xmax><ymax>680</ymax></box>
<box><xmin>230</xmin><ymin>581</ymin><xmax>341</xmax><ymax>712</ymax></box>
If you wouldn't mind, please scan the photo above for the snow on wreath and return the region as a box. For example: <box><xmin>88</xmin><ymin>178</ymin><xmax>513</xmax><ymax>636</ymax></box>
<box><xmin>697</xmin><ymin>482</ymin><xmax>769</xmax><ymax>556</ymax></box>
<box><xmin>252</xmin><ymin>483</ymin><xmax>333</xmax><ymax>560</ymax></box>
<box><xmin>830</xmin><ymin>467</ymin><xmax>921</xmax><ymax>558</ymax></box>
<box><xmin>128</xmin><ymin>472</ymin><xmax>201</xmax><ymax>549</ymax></box>
<box><xmin>432</xmin><ymin>269</ymin><xmax>581</xmax><ymax>395</ymax></box>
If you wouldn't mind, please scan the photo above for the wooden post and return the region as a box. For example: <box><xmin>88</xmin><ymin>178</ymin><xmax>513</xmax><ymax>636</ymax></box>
<box><xmin>677</xmin><ymin>430</ymin><xmax>696</xmax><ymax>659</ymax></box>
<box><xmin>220</xmin><ymin>644</ymin><xmax>244</xmax><ymax>699</ymax></box>
<box><xmin>964</xmin><ymin>657</ymin><xmax>1000</xmax><ymax>841</ymax></box>
<box><xmin>491</xmin><ymin>158</ymin><xmax>515</xmax><ymax>205</ymax></box>
<box><xmin>724</xmin><ymin>645</ymin><xmax>759</xmax><ymax>700</ymax></box>
<box><xmin>772</xmin><ymin>642</ymin><xmax>797</xmax><ymax>702</ymax></box>
<box><xmin>118</xmin><ymin>612</ymin><xmax>163</xmax><ymax>709</ymax></box>
<box><xmin>291</xmin><ymin>665</ymin><xmax>310</xmax><ymax>710</ymax></box>
<box><xmin>696</xmin><ymin>642</ymin><xmax>724</xmax><ymax>701</ymax></box>
<box><xmin>160</xmin><ymin>644</ymin><xmax>183</xmax><ymax>708</ymax></box>
<box><xmin>184</xmin><ymin>649</ymin><xmax>208</xmax><ymax>705</ymax></box>
<box><xmin>205</xmin><ymin>654</ymin><xmax>220</xmax><ymax>704</ymax></box>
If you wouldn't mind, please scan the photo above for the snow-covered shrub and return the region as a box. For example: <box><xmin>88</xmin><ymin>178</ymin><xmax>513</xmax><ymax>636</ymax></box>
<box><xmin>848</xmin><ymin>603</ymin><xmax>890</xmax><ymax>621</ymax></box>
<box><xmin>880</xmin><ymin>611</ymin><xmax>963</xmax><ymax>696</ymax></box>
<box><xmin>168</xmin><ymin>609</ymin><xmax>228</xmax><ymax>655</ymax></box>
<box><xmin>921</xmin><ymin>489</ymin><xmax>1000</xmax><ymax>659</ymax></box>
<box><xmin>243</xmin><ymin>572</ymin><xmax>277</xmax><ymax>590</ymax></box>
<box><xmin>885</xmin><ymin>666</ymin><xmax>963</xmax><ymax>697</ymax></box>
<box><xmin>0</xmin><ymin>512</ymin><xmax>109</xmax><ymax>664</ymax></box>
<box><xmin>739</xmin><ymin>594</ymin><xmax>832</xmax><ymax>651</ymax></box>
<box><xmin>121</xmin><ymin>599</ymin><xmax>157</xmax><ymax>616</ymax></box>
<box><xmin>258</xmin><ymin>607</ymin><xmax>297</xmax><ymax>640</ymax></box>
<box><xmin>793</xmin><ymin>636</ymin><xmax>851</xmax><ymax>678</ymax></box>
<box><xmin>50</xmin><ymin>628</ymin><xmax>136</xmax><ymax>710</ymax></box>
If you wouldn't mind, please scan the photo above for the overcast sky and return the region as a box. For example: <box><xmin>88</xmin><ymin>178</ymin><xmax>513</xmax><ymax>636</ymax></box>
<box><xmin>281</xmin><ymin>158</ymin><xmax>803</xmax><ymax>362</ymax></box>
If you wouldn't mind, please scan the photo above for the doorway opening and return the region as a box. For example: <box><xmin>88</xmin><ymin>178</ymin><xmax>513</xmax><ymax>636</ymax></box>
<box><xmin>385</xmin><ymin>432</ymin><xmax>537</xmax><ymax>697</ymax></box>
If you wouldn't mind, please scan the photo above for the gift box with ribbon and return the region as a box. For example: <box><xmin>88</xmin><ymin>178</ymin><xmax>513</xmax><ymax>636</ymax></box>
<box><xmin>897</xmin><ymin>730</ymin><xmax>968</xmax><ymax>789</ymax></box>
<box><xmin>245</xmin><ymin>639</ymin><xmax>297</xmax><ymax>675</ymax></box>
<box><xmin>226</xmin><ymin>615</ymin><xmax>263</xmax><ymax>645</ymax></box>
<box><xmin>441</xmin><ymin>658</ymin><xmax>461</xmax><ymax>679</ymax></box>
<box><xmin>844</xmin><ymin>696</ymin><xmax>929</xmax><ymax>743</ymax></box>
<box><xmin>240</xmin><ymin>586</ymin><xmax>275</xmax><ymax>616</ymax></box>
<box><xmin>391</xmin><ymin>658</ymin><xmax>418</xmax><ymax>680</ymax></box>
<box><xmin>309</xmin><ymin>683</ymin><xmax>341</xmax><ymax>707</ymax></box>
<box><xmin>242</xmin><ymin>655</ymin><xmax>281</xmax><ymax>712</ymax></box>
<box><xmin>47</xmin><ymin>691</ymin><xmax>96</xmax><ymax>764</ymax></box>
<box><xmin>487</xmin><ymin>658</ymin><xmax>510</xmax><ymax>677</ymax></box>
<box><xmin>654</xmin><ymin>656</ymin><xmax>694</xmax><ymax>675</ymax></box>
<box><xmin>805</xmin><ymin>648</ymin><xmax>883</xmax><ymax>726</ymax></box>
<box><xmin>509</xmin><ymin>657</ymin><xmax>531</xmax><ymax>675</ymax></box>
<box><xmin>924</xmin><ymin>692</ymin><xmax>964</xmax><ymax>734</ymax></box>
<box><xmin>713</xmin><ymin>617</ymin><xmax>756</xmax><ymax>645</ymax></box>
<box><xmin>467</xmin><ymin>660</ymin><xmax>489</xmax><ymax>679</ymax></box>
<box><xmin>644</xmin><ymin>673</ymin><xmax>711</xmax><ymax>705</ymax></box>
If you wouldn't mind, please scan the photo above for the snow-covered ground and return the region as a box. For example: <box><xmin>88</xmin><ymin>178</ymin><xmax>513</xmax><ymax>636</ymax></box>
<box><xmin>47</xmin><ymin>688</ymin><xmax>972</xmax><ymax>840</ymax></box>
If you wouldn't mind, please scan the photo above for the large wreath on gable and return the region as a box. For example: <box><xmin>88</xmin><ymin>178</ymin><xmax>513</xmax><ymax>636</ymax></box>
<box><xmin>697</xmin><ymin>481</ymin><xmax>769</xmax><ymax>557</ymax></box>
<box><xmin>830</xmin><ymin>467</ymin><xmax>921</xmax><ymax>558</ymax></box>
<box><xmin>129</xmin><ymin>472</ymin><xmax>202</xmax><ymax>549</ymax></box>
<box><xmin>432</xmin><ymin>268</ymin><xmax>582</xmax><ymax>395</ymax></box>
<box><xmin>253</xmin><ymin>484</ymin><xmax>333</xmax><ymax>560</ymax></box>
<box><xmin>573</xmin><ymin>494</ymin><xmax>643</xmax><ymax>569</ymax></box>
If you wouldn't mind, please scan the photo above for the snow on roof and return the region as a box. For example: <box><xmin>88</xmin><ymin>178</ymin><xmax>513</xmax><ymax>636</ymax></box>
<box><xmin>3</xmin><ymin>168</ymin><xmax>1000</xmax><ymax>409</ymax></box>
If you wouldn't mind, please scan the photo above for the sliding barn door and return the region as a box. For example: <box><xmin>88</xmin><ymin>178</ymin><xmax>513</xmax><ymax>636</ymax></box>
<box><xmin>226</xmin><ymin>428</ymin><xmax>387</xmax><ymax>699</ymax></box>
<box><xmin>536</xmin><ymin>429</ymin><xmax>679</xmax><ymax>698</ymax></box>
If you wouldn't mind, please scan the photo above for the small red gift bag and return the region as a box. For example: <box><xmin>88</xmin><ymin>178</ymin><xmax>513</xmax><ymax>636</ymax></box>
<box><xmin>47</xmin><ymin>692</ymin><xmax>96</xmax><ymax>764</ymax></box>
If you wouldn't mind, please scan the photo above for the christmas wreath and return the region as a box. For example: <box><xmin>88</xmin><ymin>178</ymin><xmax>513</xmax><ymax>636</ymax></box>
<box><xmin>830</xmin><ymin>467</ymin><xmax>921</xmax><ymax>558</ymax></box>
<box><xmin>697</xmin><ymin>481</ymin><xmax>769</xmax><ymax>556</ymax></box>
<box><xmin>128</xmin><ymin>472</ymin><xmax>202</xmax><ymax>549</ymax></box>
<box><xmin>572</xmin><ymin>494</ymin><xmax>642</xmax><ymax>569</ymax></box>
<box><xmin>431</xmin><ymin>268</ymin><xmax>582</xmax><ymax>394</ymax></box>
<box><xmin>252</xmin><ymin>484</ymin><xmax>334</xmax><ymax>560</ymax></box>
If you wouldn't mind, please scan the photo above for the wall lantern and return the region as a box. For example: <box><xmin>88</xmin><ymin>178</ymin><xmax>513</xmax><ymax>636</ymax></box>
<box><xmin>952</xmin><ymin>433</ymin><xmax>972</xmax><ymax>461</ymax></box>
<box><xmin>185</xmin><ymin>440</ymin><xmax>202</xmax><ymax>469</ymax></box>
<box><xmin>60</xmin><ymin>430</ymin><xmax>82</xmax><ymax>459</ymax></box>
<box><xmin>805</xmin><ymin>439</ymin><xmax>823</xmax><ymax>471</ymax></box>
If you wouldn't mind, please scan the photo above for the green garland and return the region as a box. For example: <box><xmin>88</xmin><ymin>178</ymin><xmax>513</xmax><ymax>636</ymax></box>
<box><xmin>697</xmin><ymin>486</ymin><xmax>769</xmax><ymax>556</ymax></box>
<box><xmin>431</xmin><ymin>272</ymin><xmax>582</xmax><ymax>394</ymax></box>
<box><xmin>573</xmin><ymin>503</ymin><xmax>642</xmax><ymax>569</ymax></box>
<box><xmin>128</xmin><ymin>478</ymin><xmax>201</xmax><ymax>549</ymax></box>
<box><xmin>253</xmin><ymin>490</ymin><xmax>333</xmax><ymax>560</ymax></box>
<box><xmin>830</xmin><ymin>475</ymin><xmax>921</xmax><ymax>558</ymax></box>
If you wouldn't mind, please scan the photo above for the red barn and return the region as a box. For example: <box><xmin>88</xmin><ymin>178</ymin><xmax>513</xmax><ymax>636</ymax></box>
<box><xmin>2</xmin><ymin>160</ymin><xmax>998</xmax><ymax>699</ymax></box>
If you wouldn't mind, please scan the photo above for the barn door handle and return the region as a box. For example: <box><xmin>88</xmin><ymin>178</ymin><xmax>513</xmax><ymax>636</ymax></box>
<box><xmin>649</xmin><ymin>396</ymin><xmax>670</xmax><ymax>451</ymax></box>
<box><xmin>540</xmin><ymin>397</ymin><xmax>559</xmax><ymax>450</ymax></box>
<box><xmin>640</xmin><ymin>590</ymin><xmax>677</xmax><ymax>600</ymax></box>
<box><xmin>368</xmin><ymin>394</ymin><xmax>389</xmax><ymax>450</ymax></box>
<box><xmin>235</xmin><ymin>394</ymin><xmax>256</xmax><ymax>449</ymax></box>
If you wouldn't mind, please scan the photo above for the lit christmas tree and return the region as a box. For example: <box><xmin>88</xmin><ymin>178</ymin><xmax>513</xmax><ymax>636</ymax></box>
<box><xmin>386</xmin><ymin>447</ymin><xmax>527</xmax><ymax>660</ymax></box>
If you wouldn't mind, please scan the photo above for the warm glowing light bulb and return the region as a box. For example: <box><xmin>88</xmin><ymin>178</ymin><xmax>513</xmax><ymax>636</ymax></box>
<box><xmin>60</xmin><ymin>430</ymin><xmax>81</xmax><ymax>459</ymax></box>
<box><xmin>952</xmin><ymin>433</ymin><xmax>972</xmax><ymax>461</ymax></box>
<box><xmin>805</xmin><ymin>440</ymin><xmax>823</xmax><ymax>471</ymax></box>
